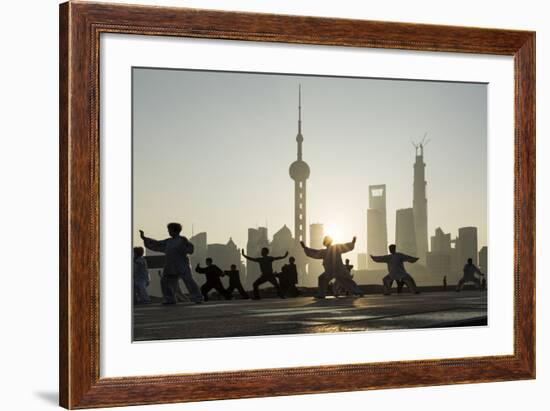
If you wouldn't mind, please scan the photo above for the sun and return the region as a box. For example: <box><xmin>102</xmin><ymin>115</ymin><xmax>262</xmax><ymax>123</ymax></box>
<box><xmin>323</xmin><ymin>224</ymin><xmax>343</xmax><ymax>243</ymax></box>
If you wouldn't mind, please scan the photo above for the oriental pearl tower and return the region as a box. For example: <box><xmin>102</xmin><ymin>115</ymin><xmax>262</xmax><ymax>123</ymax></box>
<box><xmin>289</xmin><ymin>85</ymin><xmax>310</xmax><ymax>246</ymax></box>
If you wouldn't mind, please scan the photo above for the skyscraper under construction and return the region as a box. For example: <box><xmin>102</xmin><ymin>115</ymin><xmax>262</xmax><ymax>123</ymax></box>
<box><xmin>413</xmin><ymin>138</ymin><xmax>429</xmax><ymax>264</ymax></box>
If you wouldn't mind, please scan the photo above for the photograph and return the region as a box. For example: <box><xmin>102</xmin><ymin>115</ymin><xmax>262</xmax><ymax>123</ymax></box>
<box><xmin>0</xmin><ymin>0</ymin><xmax>542</xmax><ymax>409</ymax></box>
<box><xmin>131</xmin><ymin>68</ymin><xmax>488</xmax><ymax>341</ymax></box>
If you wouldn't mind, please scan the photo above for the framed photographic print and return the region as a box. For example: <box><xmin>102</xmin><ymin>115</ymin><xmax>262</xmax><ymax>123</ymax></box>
<box><xmin>59</xmin><ymin>1</ymin><xmax>535</xmax><ymax>409</ymax></box>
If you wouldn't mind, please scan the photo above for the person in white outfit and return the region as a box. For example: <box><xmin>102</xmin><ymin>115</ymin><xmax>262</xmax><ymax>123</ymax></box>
<box><xmin>133</xmin><ymin>246</ymin><xmax>151</xmax><ymax>304</ymax></box>
<box><xmin>370</xmin><ymin>244</ymin><xmax>420</xmax><ymax>295</ymax></box>
<box><xmin>139</xmin><ymin>223</ymin><xmax>203</xmax><ymax>304</ymax></box>
<box><xmin>301</xmin><ymin>236</ymin><xmax>364</xmax><ymax>299</ymax></box>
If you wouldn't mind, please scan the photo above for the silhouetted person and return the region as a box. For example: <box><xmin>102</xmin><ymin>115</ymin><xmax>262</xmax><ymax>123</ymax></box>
<box><xmin>396</xmin><ymin>280</ymin><xmax>405</xmax><ymax>293</ymax></box>
<box><xmin>443</xmin><ymin>275</ymin><xmax>448</xmax><ymax>291</ymax></box>
<box><xmin>386</xmin><ymin>279</ymin><xmax>406</xmax><ymax>293</ymax></box>
<box><xmin>242</xmin><ymin>248</ymin><xmax>287</xmax><ymax>299</ymax></box>
<box><xmin>175</xmin><ymin>280</ymin><xmax>190</xmax><ymax>302</ymax></box>
<box><xmin>456</xmin><ymin>258</ymin><xmax>485</xmax><ymax>292</ymax></box>
<box><xmin>133</xmin><ymin>247</ymin><xmax>151</xmax><ymax>304</ymax></box>
<box><xmin>277</xmin><ymin>256</ymin><xmax>300</xmax><ymax>297</ymax></box>
<box><xmin>140</xmin><ymin>223</ymin><xmax>203</xmax><ymax>305</ymax></box>
<box><xmin>301</xmin><ymin>236</ymin><xmax>364</xmax><ymax>299</ymax></box>
<box><xmin>344</xmin><ymin>259</ymin><xmax>354</xmax><ymax>276</ymax></box>
<box><xmin>224</xmin><ymin>264</ymin><xmax>250</xmax><ymax>299</ymax></box>
<box><xmin>371</xmin><ymin>244</ymin><xmax>420</xmax><ymax>295</ymax></box>
<box><xmin>333</xmin><ymin>258</ymin><xmax>355</xmax><ymax>297</ymax></box>
<box><xmin>196</xmin><ymin>258</ymin><xmax>231</xmax><ymax>301</ymax></box>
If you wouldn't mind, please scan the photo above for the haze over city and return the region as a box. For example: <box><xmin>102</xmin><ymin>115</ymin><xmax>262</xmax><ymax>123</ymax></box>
<box><xmin>132</xmin><ymin>67</ymin><xmax>487</xmax><ymax>265</ymax></box>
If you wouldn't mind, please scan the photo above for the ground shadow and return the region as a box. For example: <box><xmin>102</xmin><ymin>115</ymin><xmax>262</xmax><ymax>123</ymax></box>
<box><xmin>34</xmin><ymin>391</ymin><xmax>58</xmax><ymax>405</ymax></box>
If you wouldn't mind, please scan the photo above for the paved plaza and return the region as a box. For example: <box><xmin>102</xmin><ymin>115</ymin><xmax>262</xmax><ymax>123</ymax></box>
<box><xmin>133</xmin><ymin>290</ymin><xmax>487</xmax><ymax>341</ymax></box>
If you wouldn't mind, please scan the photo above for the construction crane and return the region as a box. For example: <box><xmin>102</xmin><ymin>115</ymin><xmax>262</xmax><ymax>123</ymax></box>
<box><xmin>412</xmin><ymin>132</ymin><xmax>430</xmax><ymax>156</ymax></box>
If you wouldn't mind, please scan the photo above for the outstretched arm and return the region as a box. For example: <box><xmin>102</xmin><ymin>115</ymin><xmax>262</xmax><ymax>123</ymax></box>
<box><xmin>241</xmin><ymin>249</ymin><xmax>259</xmax><ymax>262</ymax></box>
<box><xmin>140</xmin><ymin>230</ymin><xmax>167</xmax><ymax>253</ymax></box>
<box><xmin>401</xmin><ymin>254</ymin><xmax>419</xmax><ymax>263</ymax></box>
<box><xmin>300</xmin><ymin>241</ymin><xmax>325</xmax><ymax>259</ymax></box>
<box><xmin>195</xmin><ymin>264</ymin><xmax>206</xmax><ymax>274</ymax></box>
<box><xmin>475</xmin><ymin>266</ymin><xmax>485</xmax><ymax>276</ymax></box>
<box><xmin>370</xmin><ymin>254</ymin><xmax>390</xmax><ymax>263</ymax></box>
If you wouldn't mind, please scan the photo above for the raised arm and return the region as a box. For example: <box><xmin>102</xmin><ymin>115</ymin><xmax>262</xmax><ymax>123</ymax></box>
<box><xmin>335</xmin><ymin>237</ymin><xmax>357</xmax><ymax>254</ymax></box>
<box><xmin>195</xmin><ymin>264</ymin><xmax>207</xmax><ymax>274</ymax></box>
<box><xmin>274</xmin><ymin>251</ymin><xmax>289</xmax><ymax>261</ymax></box>
<box><xmin>241</xmin><ymin>249</ymin><xmax>259</xmax><ymax>262</ymax></box>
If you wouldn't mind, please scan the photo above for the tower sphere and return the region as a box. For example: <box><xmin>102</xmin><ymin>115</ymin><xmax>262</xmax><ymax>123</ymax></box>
<box><xmin>289</xmin><ymin>160</ymin><xmax>310</xmax><ymax>180</ymax></box>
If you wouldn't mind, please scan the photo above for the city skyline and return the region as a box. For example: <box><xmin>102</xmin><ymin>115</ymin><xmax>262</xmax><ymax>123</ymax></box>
<box><xmin>133</xmin><ymin>68</ymin><xmax>487</xmax><ymax>264</ymax></box>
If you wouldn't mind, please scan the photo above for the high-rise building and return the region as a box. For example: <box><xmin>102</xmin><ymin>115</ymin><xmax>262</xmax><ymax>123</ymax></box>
<box><xmin>412</xmin><ymin>139</ymin><xmax>429</xmax><ymax>264</ymax></box>
<box><xmin>271</xmin><ymin>225</ymin><xmax>293</xmax><ymax>273</ymax></box>
<box><xmin>426</xmin><ymin>227</ymin><xmax>451</xmax><ymax>278</ymax></box>
<box><xmin>308</xmin><ymin>223</ymin><xmax>324</xmax><ymax>284</ymax></box>
<box><xmin>207</xmin><ymin>239</ymin><xmax>241</xmax><ymax>271</ymax></box>
<box><xmin>430</xmin><ymin>227</ymin><xmax>451</xmax><ymax>254</ymax></box>
<box><xmin>450</xmin><ymin>239</ymin><xmax>460</xmax><ymax>278</ymax></box>
<box><xmin>479</xmin><ymin>246</ymin><xmax>488</xmax><ymax>274</ymax></box>
<box><xmin>288</xmin><ymin>85</ymin><xmax>310</xmax><ymax>278</ymax></box>
<box><xmin>457</xmin><ymin>226</ymin><xmax>478</xmax><ymax>267</ymax></box>
<box><xmin>395</xmin><ymin>208</ymin><xmax>417</xmax><ymax>256</ymax></box>
<box><xmin>367</xmin><ymin>184</ymin><xmax>388</xmax><ymax>268</ymax></box>
<box><xmin>357</xmin><ymin>253</ymin><xmax>368</xmax><ymax>271</ymax></box>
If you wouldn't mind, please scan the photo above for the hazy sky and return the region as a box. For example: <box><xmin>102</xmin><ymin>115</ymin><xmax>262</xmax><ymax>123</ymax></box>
<box><xmin>133</xmin><ymin>68</ymin><xmax>487</xmax><ymax>260</ymax></box>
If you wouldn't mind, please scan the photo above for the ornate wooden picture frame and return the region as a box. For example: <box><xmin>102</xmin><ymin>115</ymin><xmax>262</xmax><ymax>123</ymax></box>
<box><xmin>59</xmin><ymin>1</ymin><xmax>535</xmax><ymax>408</ymax></box>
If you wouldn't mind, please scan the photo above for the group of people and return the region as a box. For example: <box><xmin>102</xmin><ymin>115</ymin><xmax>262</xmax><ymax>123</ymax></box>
<box><xmin>133</xmin><ymin>222</ymin><xmax>486</xmax><ymax>305</ymax></box>
<box><xmin>369</xmin><ymin>246</ymin><xmax>486</xmax><ymax>294</ymax></box>
<box><xmin>195</xmin><ymin>253</ymin><xmax>300</xmax><ymax>301</ymax></box>
<box><xmin>134</xmin><ymin>223</ymin><xmax>301</xmax><ymax>304</ymax></box>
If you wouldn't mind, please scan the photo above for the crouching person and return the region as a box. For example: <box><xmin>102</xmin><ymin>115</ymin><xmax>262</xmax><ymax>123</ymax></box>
<box><xmin>196</xmin><ymin>258</ymin><xmax>232</xmax><ymax>301</ymax></box>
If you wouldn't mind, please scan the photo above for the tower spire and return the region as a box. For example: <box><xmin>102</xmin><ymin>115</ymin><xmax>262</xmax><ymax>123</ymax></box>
<box><xmin>298</xmin><ymin>84</ymin><xmax>302</xmax><ymax>135</ymax></box>
<box><xmin>296</xmin><ymin>84</ymin><xmax>304</xmax><ymax>161</ymax></box>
